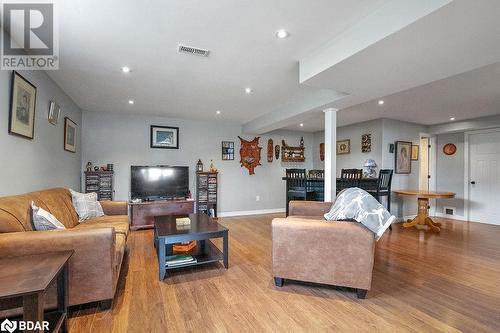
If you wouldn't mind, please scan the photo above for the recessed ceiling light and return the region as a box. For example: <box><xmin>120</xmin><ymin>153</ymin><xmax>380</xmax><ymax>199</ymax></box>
<box><xmin>378</xmin><ymin>100</ymin><xmax>384</xmax><ymax>105</ymax></box>
<box><xmin>216</xmin><ymin>110</ymin><xmax>221</xmax><ymax>115</ymax></box>
<box><xmin>245</xmin><ymin>87</ymin><xmax>253</xmax><ymax>94</ymax></box>
<box><xmin>128</xmin><ymin>100</ymin><xmax>134</xmax><ymax>104</ymax></box>
<box><xmin>450</xmin><ymin>117</ymin><xmax>455</xmax><ymax>121</ymax></box>
<box><xmin>275</xmin><ymin>29</ymin><xmax>289</xmax><ymax>39</ymax></box>
<box><xmin>299</xmin><ymin>123</ymin><xmax>304</xmax><ymax>127</ymax></box>
<box><xmin>121</xmin><ymin>66</ymin><xmax>131</xmax><ymax>73</ymax></box>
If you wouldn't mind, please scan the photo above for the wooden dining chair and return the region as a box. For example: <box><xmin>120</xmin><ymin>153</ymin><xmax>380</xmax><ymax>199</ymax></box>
<box><xmin>337</xmin><ymin>169</ymin><xmax>363</xmax><ymax>194</ymax></box>
<box><xmin>285</xmin><ymin>169</ymin><xmax>315</xmax><ymax>216</ymax></box>
<box><xmin>366</xmin><ymin>169</ymin><xmax>394</xmax><ymax>230</ymax></box>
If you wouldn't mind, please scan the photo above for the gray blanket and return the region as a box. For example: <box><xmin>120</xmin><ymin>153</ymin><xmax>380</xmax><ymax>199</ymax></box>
<box><xmin>324</xmin><ymin>187</ymin><xmax>395</xmax><ymax>240</ymax></box>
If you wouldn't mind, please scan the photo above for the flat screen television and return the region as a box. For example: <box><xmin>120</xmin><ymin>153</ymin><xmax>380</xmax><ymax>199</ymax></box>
<box><xmin>131</xmin><ymin>165</ymin><xmax>189</xmax><ymax>200</ymax></box>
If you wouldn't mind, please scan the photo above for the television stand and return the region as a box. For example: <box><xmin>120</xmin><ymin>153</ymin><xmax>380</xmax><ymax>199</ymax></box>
<box><xmin>129</xmin><ymin>199</ymin><xmax>195</xmax><ymax>231</ymax></box>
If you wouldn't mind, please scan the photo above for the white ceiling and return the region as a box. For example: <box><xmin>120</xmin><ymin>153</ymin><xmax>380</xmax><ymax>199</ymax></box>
<box><xmin>46</xmin><ymin>0</ymin><xmax>388</xmax><ymax>122</ymax></box>
<box><xmin>41</xmin><ymin>0</ymin><xmax>500</xmax><ymax>133</ymax></box>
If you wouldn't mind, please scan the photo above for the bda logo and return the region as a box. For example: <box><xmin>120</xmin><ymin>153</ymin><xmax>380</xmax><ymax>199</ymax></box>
<box><xmin>0</xmin><ymin>319</ymin><xmax>17</xmax><ymax>333</ymax></box>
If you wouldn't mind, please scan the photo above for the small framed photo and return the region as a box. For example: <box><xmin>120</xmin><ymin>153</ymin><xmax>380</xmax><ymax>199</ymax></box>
<box><xmin>64</xmin><ymin>117</ymin><xmax>77</xmax><ymax>153</ymax></box>
<box><xmin>222</xmin><ymin>141</ymin><xmax>235</xmax><ymax>160</ymax></box>
<box><xmin>336</xmin><ymin>139</ymin><xmax>350</xmax><ymax>155</ymax></box>
<box><xmin>411</xmin><ymin>145</ymin><xmax>419</xmax><ymax>161</ymax></box>
<box><xmin>395</xmin><ymin>141</ymin><xmax>412</xmax><ymax>174</ymax></box>
<box><xmin>48</xmin><ymin>101</ymin><xmax>61</xmax><ymax>125</ymax></box>
<box><xmin>9</xmin><ymin>71</ymin><xmax>37</xmax><ymax>139</ymax></box>
<box><xmin>150</xmin><ymin>125</ymin><xmax>179</xmax><ymax>149</ymax></box>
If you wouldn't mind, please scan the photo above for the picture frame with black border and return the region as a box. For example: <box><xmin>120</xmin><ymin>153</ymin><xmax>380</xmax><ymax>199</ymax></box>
<box><xmin>64</xmin><ymin>117</ymin><xmax>77</xmax><ymax>153</ymax></box>
<box><xmin>150</xmin><ymin>125</ymin><xmax>179</xmax><ymax>149</ymax></box>
<box><xmin>9</xmin><ymin>71</ymin><xmax>37</xmax><ymax>139</ymax></box>
<box><xmin>222</xmin><ymin>141</ymin><xmax>235</xmax><ymax>160</ymax></box>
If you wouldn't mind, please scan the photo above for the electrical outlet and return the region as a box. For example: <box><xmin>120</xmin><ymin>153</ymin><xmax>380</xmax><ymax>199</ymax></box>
<box><xmin>256</xmin><ymin>195</ymin><xmax>260</xmax><ymax>202</ymax></box>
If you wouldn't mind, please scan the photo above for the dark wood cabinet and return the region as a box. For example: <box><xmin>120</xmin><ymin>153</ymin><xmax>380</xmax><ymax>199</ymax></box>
<box><xmin>196</xmin><ymin>172</ymin><xmax>218</xmax><ymax>217</ymax></box>
<box><xmin>129</xmin><ymin>200</ymin><xmax>195</xmax><ymax>230</ymax></box>
<box><xmin>84</xmin><ymin>171</ymin><xmax>114</xmax><ymax>200</ymax></box>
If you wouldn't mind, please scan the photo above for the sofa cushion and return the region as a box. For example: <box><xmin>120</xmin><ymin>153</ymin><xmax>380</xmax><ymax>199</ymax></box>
<box><xmin>0</xmin><ymin>188</ymin><xmax>79</xmax><ymax>233</ymax></box>
<box><xmin>31</xmin><ymin>202</ymin><xmax>66</xmax><ymax>231</ymax></box>
<box><xmin>70</xmin><ymin>190</ymin><xmax>104</xmax><ymax>222</ymax></box>
<box><xmin>73</xmin><ymin>215</ymin><xmax>129</xmax><ymax>236</ymax></box>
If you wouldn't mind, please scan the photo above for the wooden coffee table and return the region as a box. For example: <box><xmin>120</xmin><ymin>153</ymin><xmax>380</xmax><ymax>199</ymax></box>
<box><xmin>394</xmin><ymin>190</ymin><xmax>455</xmax><ymax>232</ymax></box>
<box><xmin>154</xmin><ymin>213</ymin><xmax>228</xmax><ymax>280</ymax></box>
<box><xmin>0</xmin><ymin>251</ymin><xmax>73</xmax><ymax>333</ymax></box>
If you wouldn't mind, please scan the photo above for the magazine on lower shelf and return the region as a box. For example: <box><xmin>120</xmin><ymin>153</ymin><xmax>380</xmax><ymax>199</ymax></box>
<box><xmin>165</xmin><ymin>254</ymin><xmax>197</xmax><ymax>267</ymax></box>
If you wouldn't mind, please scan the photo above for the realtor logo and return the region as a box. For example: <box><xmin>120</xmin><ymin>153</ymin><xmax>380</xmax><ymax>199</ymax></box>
<box><xmin>1</xmin><ymin>0</ymin><xmax>59</xmax><ymax>69</ymax></box>
<box><xmin>0</xmin><ymin>319</ymin><xmax>16</xmax><ymax>333</ymax></box>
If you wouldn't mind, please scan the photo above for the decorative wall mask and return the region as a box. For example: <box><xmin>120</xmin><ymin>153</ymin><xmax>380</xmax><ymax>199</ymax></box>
<box><xmin>361</xmin><ymin>134</ymin><xmax>371</xmax><ymax>153</ymax></box>
<box><xmin>320</xmin><ymin>143</ymin><xmax>325</xmax><ymax>161</ymax></box>
<box><xmin>267</xmin><ymin>138</ymin><xmax>273</xmax><ymax>162</ymax></box>
<box><xmin>275</xmin><ymin>145</ymin><xmax>280</xmax><ymax>160</ymax></box>
<box><xmin>238</xmin><ymin>136</ymin><xmax>262</xmax><ymax>175</ymax></box>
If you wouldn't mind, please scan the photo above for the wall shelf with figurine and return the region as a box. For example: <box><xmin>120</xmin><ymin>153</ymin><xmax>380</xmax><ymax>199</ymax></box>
<box><xmin>281</xmin><ymin>139</ymin><xmax>305</xmax><ymax>162</ymax></box>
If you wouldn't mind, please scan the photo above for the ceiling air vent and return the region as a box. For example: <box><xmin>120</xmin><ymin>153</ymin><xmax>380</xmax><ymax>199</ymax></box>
<box><xmin>178</xmin><ymin>44</ymin><xmax>210</xmax><ymax>57</ymax></box>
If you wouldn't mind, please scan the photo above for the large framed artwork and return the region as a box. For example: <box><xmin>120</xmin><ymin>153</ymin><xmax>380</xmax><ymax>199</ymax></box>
<box><xmin>9</xmin><ymin>71</ymin><xmax>37</xmax><ymax>139</ymax></box>
<box><xmin>150</xmin><ymin>125</ymin><xmax>179</xmax><ymax>149</ymax></box>
<box><xmin>395</xmin><ymin>141</ymin><xmax>412</xmax><ymax>174</ymax></box>
<box><xmin>64</xmin><ymin>117</ymin><xmax>77</xmax><ymax>153</ymax></box>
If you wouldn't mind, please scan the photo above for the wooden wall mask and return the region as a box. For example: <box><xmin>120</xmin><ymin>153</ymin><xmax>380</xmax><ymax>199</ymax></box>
<box><xmin>238</xmin><ymin>136</ymin><xmax>262</xmax><ymax>175</ymax></box>
<box><xmin>320</xmin><ymin>143</ymin><xmax>325</xmax><ymax>161</ymax></box>
<box><xmin>267</xmin><ymin>139</ymin><xmax>273</xmax><ymax>162</ymax></box>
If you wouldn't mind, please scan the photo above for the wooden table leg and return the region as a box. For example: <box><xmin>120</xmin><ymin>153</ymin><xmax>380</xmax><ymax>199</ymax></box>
<box><xmin>403</xmin><ymin>197</ymin><xmax>440</xmax><ymax>232</ymax></box>
<box><xmin>23</xmin><ymin>293</ymin><xmax>44</xmax><ymax>333</ymax></box>
<box><xmin>57</xmin><ymin>263</ymin><xmax>69</xmax><ymax>333</ymax></box>
<box><xmin>223</xmin><ymin>231</ymin><xmax>229</xmax><ymax>269</ymax></box>
<box><xmin>158</xmin><ymin>237</ymin><xmax>166</xmax><ymax>281</ymax></box>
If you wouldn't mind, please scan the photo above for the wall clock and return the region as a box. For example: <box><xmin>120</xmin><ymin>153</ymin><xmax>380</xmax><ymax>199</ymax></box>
<box><xmin>443</xmin><ymin>143</ymin><xmax>457</xmax><ymax>156</ymax></box>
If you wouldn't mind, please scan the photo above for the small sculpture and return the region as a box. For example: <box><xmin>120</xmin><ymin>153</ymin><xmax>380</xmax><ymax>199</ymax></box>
<box><xmin>94</xmin><ymin>166</ymin><xmax>99</xmax><ymax>171</ymax></box>
<box><xmin>209</xmin><ymin>160</ymin><xmax>218</xmax><ymax>172</ymax></box>
<box><xmin>196</xmin><ymin>159</ymin><xmax>204</xmax><ymax>172</ymax></box>
<box><xmin>86</xmin><ymin>161</ymin><xmax>93</xmax><ymax>172</ymax></box>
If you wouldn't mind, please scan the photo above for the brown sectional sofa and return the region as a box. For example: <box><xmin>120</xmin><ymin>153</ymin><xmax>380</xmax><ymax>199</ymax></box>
<box><xmin>272</xmin><ymin>200</ymin><xmax>375</xmax><ymax>298</ymax></box>
<box><xmin>0</xmin><ymin>188</ymin><xmax>129</xmax><ymax>313</ymax></box>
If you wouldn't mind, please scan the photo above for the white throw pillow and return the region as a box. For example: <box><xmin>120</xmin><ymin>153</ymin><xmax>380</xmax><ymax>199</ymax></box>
<box><xmin>31</xmin><ymin>201</ymin><xmax>66</xmax><ymax>231</ymax></box>
<box><xmin>69</xmin><ymin>189</ymin><xmax>104</xmax><ymax>222</ymax></box>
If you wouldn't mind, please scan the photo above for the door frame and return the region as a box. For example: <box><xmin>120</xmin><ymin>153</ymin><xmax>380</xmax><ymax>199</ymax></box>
<box><xmin>464</xmin><ymin>127</ymin><xmax>500</xmax><ymax>222</ymax></box>
<box><xmin>420</xmin><ymin>133</ymin><xmax>437</xmax><ymax>216</ymax></box>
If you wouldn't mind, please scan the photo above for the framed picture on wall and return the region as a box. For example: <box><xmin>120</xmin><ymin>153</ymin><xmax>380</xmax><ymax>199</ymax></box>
<box><xmin>48</xmin><ymin>101</ymin><xmax>61</xmax><ymax>125</ymax></box>
<box><xmin>150</xmin><ymin>125</ymin><xmax>179</xmax><ymax>149</ymax></box>
<box><xmin>64</xmin><ymin>117</ymin><xmax>77</xmax><ymax>153</ymax></box>
<box><xmin>411</xmin><ymin>145</ymin><xmax>419</xmax><ymax>161</ymax></box>
<box><xmin>336</xmin><ymin>139</ymin><xmax>350</xmax><ymax>155</ymax></box>
<box><xmin>395</xmin><ymin>141</ymin><xmax>412</xmax><ymax>174</ymax></box>
<box><xmin>222</xmin><ymin>141</ymin><xmax>235</xmax><ymax>160</ymax></box>
<box><xmin>9</xmin><ymin>71</ymin><xmax>37</xmax><ymax>139</ymax></box>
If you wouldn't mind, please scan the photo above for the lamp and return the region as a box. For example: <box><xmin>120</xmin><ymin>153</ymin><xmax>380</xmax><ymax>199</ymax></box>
<box><xmin>363</xmin><ymin>159</ymin><xmax>377</xmax><ymax>178</ymax></box>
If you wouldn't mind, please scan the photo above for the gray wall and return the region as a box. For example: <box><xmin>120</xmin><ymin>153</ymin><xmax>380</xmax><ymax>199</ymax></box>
<box><xmin>82</xmin><ymin>111</ymin><xmax>313</xmax><ymax>214</ymax></box>
<box><xmin>382</xmin><ymin>119</ymin><xmax>426</xmax><ymax>218</ymax></box>
<box><xmin>435</xmin><ymin>132</ymin><xmax>465</xmax><ymax>216</ymax></box>
<box><xmin>0</xmin><ymin>70</ymin><xmax>82</xmax><ymax>196</ymax></box>
<box><xmin>312</xmin><ymin>119</ymin><xmax>384</xmax><ymax>174</ymax></box>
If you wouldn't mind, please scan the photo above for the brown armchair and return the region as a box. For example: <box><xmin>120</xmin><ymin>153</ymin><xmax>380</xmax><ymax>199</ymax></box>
<box><xmin>272</xmin><ymin>201</ymin><xmax>375</xmax><ymax>299</ymax></box>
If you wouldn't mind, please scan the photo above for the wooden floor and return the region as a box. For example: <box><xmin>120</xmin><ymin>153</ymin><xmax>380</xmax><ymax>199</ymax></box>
<box><xmin>69</xmin><ymin>215</ymin><xmax>500</xmax><ymax>332</ymax></box>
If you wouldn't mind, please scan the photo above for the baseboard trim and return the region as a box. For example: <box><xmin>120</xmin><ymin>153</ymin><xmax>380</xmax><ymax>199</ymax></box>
<box><xmin>434</xmin><ymin>212</ymin><xmax>468</xmax><ymax>221</ymax></box>
<box><xmin>219</xmin><ymin>208</ymin><xmax>285</xmax><ymax>218</ymax></box>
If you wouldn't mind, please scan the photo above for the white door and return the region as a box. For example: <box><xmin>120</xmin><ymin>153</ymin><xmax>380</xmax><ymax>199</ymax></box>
<box><xmin>469</xmin><ymin>130</ymin><xmax>500</xmax><ymax>224</ymax></box>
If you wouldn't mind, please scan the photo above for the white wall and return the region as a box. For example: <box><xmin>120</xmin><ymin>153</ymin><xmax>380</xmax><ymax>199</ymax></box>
<box><xmin>0</xmin><ymin>70</ymin><xmax>82</xmax><ymax>196</ymax></box>
<box><xmin>435</xmin><ymin>132</ymin><xmax>465</xmax><ymax>217</ymax></box>
<box><xmin>82</xmin><ymin>111</ymin><xmax>313</xmax><ymax>214</ymax></box>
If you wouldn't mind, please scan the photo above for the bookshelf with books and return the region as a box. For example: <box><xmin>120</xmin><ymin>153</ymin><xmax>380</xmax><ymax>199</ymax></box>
<box><xmin>84</xmin><ymin>170</ymin><xmax>114</xmax><ymax>200</ymax></box>
<box><xmin>196</xmin><ymin>171</ymin><xmax>218</xmax><ymax>217</ymax></box>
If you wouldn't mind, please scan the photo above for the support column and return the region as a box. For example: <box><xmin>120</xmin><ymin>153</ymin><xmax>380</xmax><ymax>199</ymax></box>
<box><xmin>324</xmin><ymin>108</ymin><xmax>338</xmax><ymax>202</ymax></box>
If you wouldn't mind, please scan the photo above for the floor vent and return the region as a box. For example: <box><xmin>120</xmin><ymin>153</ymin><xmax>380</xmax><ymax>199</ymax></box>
<box><xmin>178</xmin><ymin>44</ymin><xmax>210</xmax><ymax>57</ymax></box>
<box><xmin>444</xmin><ymin>207</ymin><xmax>455</xmax><ymax>216</ymax></box>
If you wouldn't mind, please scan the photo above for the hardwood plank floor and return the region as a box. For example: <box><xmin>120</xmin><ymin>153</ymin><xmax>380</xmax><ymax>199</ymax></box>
<box><xmin>68</xmin><ymin>215</ymin><xmax>500</xmax><ymax>332</ymax></box>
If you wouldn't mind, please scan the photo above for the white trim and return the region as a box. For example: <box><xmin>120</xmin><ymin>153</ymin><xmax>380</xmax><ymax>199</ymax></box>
<box><xmin>434</xmin><ymin>212</ymin><xmax>467</xmax><ymax>221</ymax></box>
<box><xmin>464</xmin><ymin>127</ymin><xmax>500</xmax><ymax>222</ymax></box>
<box><xmin>219</xmin><ymin>208</ymin><xmax>285</xmax><ymax>217</ymax></box>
